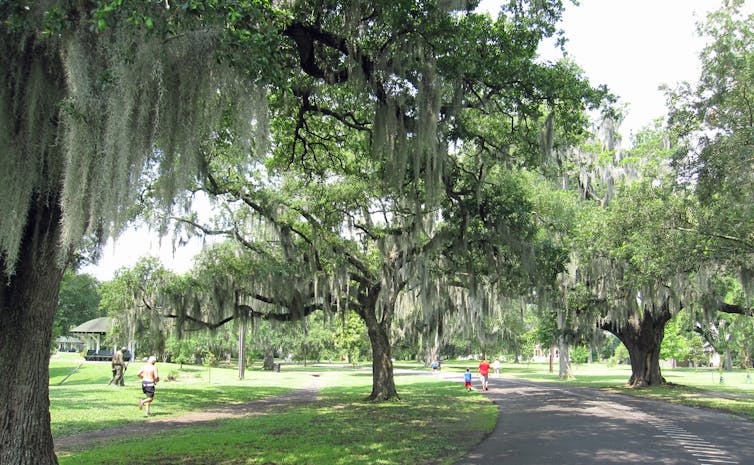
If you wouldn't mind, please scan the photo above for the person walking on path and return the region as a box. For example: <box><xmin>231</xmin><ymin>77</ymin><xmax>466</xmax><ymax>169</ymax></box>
<box><xmin>478</xmin><ymin>358</ymin><xmax>491</xmax><ymax>391</ymax></box>
<box><xmin>464</xmin><ymin>368</ymin><xmax>473</xmax><ymax>391</ymax></box>
<box><xmin>109</xmin><ymin>347</ymin><xmax>127</xmax><ymax>386</ymax></box>
<box><xmin>492</xmin><ymin>359</ymin><xmax>501</xmax><ymax>377</ymax></box>
<box><xmin>136</xmin><ymin>356</ymin><xmax>160</xmax><ymax>417</ymax></box>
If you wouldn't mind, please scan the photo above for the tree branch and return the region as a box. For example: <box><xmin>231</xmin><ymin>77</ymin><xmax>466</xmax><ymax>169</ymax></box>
<box><xmin>674</xmin><ymin>226</ymin><xmax>754</xmax><ymax>252</ymax></box>
<box><xmin>237</xmin><ymin>303</ymin><xmax>323</xmax><ymax>322</ymax></box>
<box><xmin>163</xmin><ymin>313</ymin><xmax>235</xmax><ymax>330</ymax></box>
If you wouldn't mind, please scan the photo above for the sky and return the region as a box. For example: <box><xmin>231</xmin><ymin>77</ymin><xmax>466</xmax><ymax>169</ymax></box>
<box><xmin>480</xmin><ymin>0</ymin><xmax>719</xmax><ymax>139</ymax></box>
<box><xmin>81</xmin><ymin>0</ymin><xmax>722</xmax><ymax>281</ymax></box>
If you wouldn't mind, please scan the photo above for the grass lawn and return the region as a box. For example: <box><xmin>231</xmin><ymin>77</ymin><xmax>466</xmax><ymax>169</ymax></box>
<box><xmin>49</xmin><ymin>353</ymin><xmax>299</xmax><ymax>437</ymax></box>
<box><xmin>51</xmin><ymin>354</ymin><xmax>754</xmax><ymax>464</ymax></box>
<box><xmin>440</xmin><ymin>359</ymin><xmax>754</xmax><ymax>420</ymax></box>
<box><xmin>52</xmin><ymin>354</ymin><xmax>496</xmax><ymax>465</ymax></box>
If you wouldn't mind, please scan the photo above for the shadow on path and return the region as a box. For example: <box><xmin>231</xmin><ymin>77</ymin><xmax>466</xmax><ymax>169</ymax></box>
<box><xmin>452</xmin><ymin>375</ymin><xmax>753</xmax><ymax>465</ymax></box>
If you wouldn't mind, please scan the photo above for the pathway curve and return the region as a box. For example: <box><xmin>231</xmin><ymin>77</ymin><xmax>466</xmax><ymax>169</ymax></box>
<box><xmin>453</xmin><ymin>376</ymin><xmax>754</xmax><ymax>465</ymax></box>
<box><xmin>54</xmin><ymin>375</ymin><xmax>323</xmax><ymax>454</ymax></box>
<box><xmin>56</xmin><ymin>368</ymin><xmax>754</xmax><ymax>463</ymax></box>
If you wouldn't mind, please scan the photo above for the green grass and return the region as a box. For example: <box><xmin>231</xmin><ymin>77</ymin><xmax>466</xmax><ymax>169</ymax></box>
<box><xmin>51</xmin><ymin>354</ymin><xmax>754</xmax><ymax>464</ymax></box>
<box><xmin>49</xmin><ymin>353</ymin><xmax>303</xmax><ymax>437</ymax></box>
<box><xmin>441</xmin><ymin>359</ymin><xmax>754</xmax><ymax>420</ymax></box>
<box><xmin>55</xmin><ymin>368</ymin><xmax>496</xmax><ymax>465</ymax></box>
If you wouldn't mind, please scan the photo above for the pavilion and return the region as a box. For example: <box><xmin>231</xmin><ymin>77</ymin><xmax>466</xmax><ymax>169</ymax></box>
<box><xmin>69</xmin><ymin>316</ymin><xmax>112</xmax><ymax>354</ymax></box>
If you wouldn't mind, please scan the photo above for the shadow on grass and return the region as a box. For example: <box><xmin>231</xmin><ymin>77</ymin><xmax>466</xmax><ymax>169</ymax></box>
<box><xmin>58</xmin><ymin>376</ymin><xmax>496</xmax><ymax>465</ymax></box>
<box><xmin>51</xmin><ymin>381</ymin><xmax>290</xmax><ymax>437</ymax></box>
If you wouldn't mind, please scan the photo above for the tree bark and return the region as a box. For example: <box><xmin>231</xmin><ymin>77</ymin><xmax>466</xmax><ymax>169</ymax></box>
<box><xmin>364</xmin><ymin>318</ymin><xmax>399</xmax><ymax>401</ymax></box>
<box><xmin>603</xmin><ymin>305</ymin><xmax>671</xmax><ymax>388</ymax></box>
<box><xmin>0</xmin><ymin>200</ymin><xmax>65</xmax><ymax>465</ymax></box>
<box><xmin>358</xmin><ymin>294</ymin><xmax>399</xmax><ymax>401</ymax></box>
<box><xmin>557</xmin><ymin>308</ymin><xmax>574</xmax><ymax>380</ymax></box>
<box><xmin>424</xmin><ymin>317</ymin><xmax>442</xmax><ymax>366</ymax></box>
<box><xmin>723</xmin><ymin>348</ymin><xmax>733</xmax><ymax>371</ymax></box>
<box><xmin>238</xmin><ymin>319</ymin><xmax>246</xmax><ymax>380</ymax></box>
<box><xmin>558</xmin><ymin>336</ymin><xmax>573</xmax><ymax>380</ymax></box>
<box><xmin>262</xmin><ymin>349</ymin><xmax>275</xmax><ymax>370</ymax></box>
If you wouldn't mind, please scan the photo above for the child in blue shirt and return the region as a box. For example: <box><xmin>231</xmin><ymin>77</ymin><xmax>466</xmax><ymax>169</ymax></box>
<box><xmin>464</xmin><ymin>368</ymin><xmax>473</xmax><ymax>391</ymax></box>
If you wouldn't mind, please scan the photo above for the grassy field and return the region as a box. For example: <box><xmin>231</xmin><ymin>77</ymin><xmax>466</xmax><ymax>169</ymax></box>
<box><xmin>52</xmin><ymin>353</ymin><xmax>496</xmax><ymax>465</ymax></box>
<box><xmin>439</xmin><ymin>359</ymin><xmax>754</xmax><ymax>420</ymax></box>
<box><xmin>51</xmin><ymin>354</ymin><xmax>754</xmax><ymax>464</ymax></box>
<box><xmin>50</xmin><ymin>353</ymin><xmax>298</xmax><ymax>437</ymax></box>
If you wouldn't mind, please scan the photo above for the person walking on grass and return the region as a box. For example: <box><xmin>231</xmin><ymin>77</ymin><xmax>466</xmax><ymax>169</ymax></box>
<box><xmin>464</xmin><ymin>368</ymin><xmax>473</xmax><ymax>391</ymax></box>
<box><xmin>136</xmin><ymin>356</ymin><xmax>160</xmax><ymax>417</ymax></box>
<box><xmin>108</xmin><ymin>347</ymin><xmax>127</xmax><ymax>386</ymax></box>
<box><xmin>478</xmin><ymin>358</ymin><xmax>491</xmax><ymax>391</ymax></box>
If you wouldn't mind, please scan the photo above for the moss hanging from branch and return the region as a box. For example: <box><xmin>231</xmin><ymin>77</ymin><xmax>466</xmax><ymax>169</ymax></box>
<box><xmin>60</xmin><ymin>23</ymin><xmax>268</xmax><ymax>252</ymax></box>
<box><xmin>1</xmin><ymin>3</ymin><xmax>268</xmax><ymax>274</ymax></box>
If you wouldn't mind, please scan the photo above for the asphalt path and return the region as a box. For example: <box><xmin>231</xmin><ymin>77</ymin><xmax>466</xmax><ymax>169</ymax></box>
<box><xmin>453</xmin><ymin>375</ymin><xmax>754</xmax><ymax>465</ymax></box>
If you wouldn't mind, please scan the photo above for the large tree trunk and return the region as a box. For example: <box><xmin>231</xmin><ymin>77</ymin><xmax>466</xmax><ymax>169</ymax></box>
<box><xmin>0</xmin><ymin>200</ymin><xmax>65</xmax><ymax>465</ymax></box>
<box><xmin>723</xmin><ymin>348</ymin><xmax>733</xmax><ymax>371</ymax></box>
<box><xmin>365</xmin><ymin>318</ymin><xmax>399</xmax><ymax>401</ymax></box>
<box><xmin>604</xmin><ymin>305</ymin><xmax>671</xmax><ymax>388</ymax></box>
<box><xmin>424</xmin><ymin>316</ymin><xmax>442</xmax><ymax>366</ymax></box>
<box><xmin>262</xmin><ymin>349</ymin><xmax>275</xmax><ymax>370</ymax></box>
<box><xmin>358</xmin><ymin>294</ymin><xmax>399</xmax><ymax>401</ymax></box>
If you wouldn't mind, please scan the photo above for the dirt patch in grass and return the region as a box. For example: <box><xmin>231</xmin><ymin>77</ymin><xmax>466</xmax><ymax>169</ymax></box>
<box><xmin>54</xmin><ymin>378</ymin><xmax>322</xmax><ymax>454</ymax></box>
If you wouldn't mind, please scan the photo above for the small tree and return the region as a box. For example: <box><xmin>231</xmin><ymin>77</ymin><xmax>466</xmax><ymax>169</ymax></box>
<box><xmin>54</xmin><ymin>271</ymin><xmax>103</xmax><ymax>348</ymax></box>
<box><xmin>334</xmin><ymin>311</ymin><xmax>369</xmax><ymax>365</ymax></box>
<box><xmin>165</xmin><ymin>336</ymin><xmax>195</xmax><ymax>369</ymax></box>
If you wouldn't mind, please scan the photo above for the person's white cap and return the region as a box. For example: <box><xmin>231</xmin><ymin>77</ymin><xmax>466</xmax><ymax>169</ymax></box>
<box><xmin>148</xmin><ymin>356</ymin><xmax>157</xmax><ymax>363</ymax></box>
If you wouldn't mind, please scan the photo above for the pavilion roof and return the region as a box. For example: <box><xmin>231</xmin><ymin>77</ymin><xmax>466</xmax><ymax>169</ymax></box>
<box><xmin>70</xmin><ymin>317</ymin><xmax>111</xmax><ymax>335</ymax></box>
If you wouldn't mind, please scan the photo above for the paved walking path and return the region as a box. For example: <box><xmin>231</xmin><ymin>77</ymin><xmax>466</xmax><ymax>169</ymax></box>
<box><xmin>453</xmin><ymin>375</ymin><xmax>754</xmax><ymax>465</ymax></box>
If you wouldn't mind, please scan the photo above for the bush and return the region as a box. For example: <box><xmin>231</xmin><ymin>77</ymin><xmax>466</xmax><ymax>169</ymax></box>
<box><xmin>570</xmin><ymin>345</ymin><xmax>590</xmax><ymax>364</ymax></box>
<box><xmin>607</xmin><ymin>343</ymin><xmax>629</xmax><ymax>367</ymax></box>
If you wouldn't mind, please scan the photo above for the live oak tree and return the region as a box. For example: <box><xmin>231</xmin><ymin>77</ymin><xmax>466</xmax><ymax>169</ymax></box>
<box><xmin>567</xmin><ymin>117</ymin><xmax>752</xmax><ymax>387</ymax></box>
<box><xmin>178</xmin><ymin>137</ymin><xmax>599</xmax><ymax>400</ymax></box>
<box><xmin>555</xmin><ymin>114</ymin><xmax>709</xmax><ymax>388</ymax></box>
<box><xmin>164</xmin><ymin>1</ymin><xmax>607</xmax><ymax>401</ymax></box>
<box><xmin>98</xmin><ymin>257</ymin><xmax>177</xmax><ymax>359</ymax></box>
<box><xmin>557</xmin><ymin>12</ymin><xmax>754</xmax><ymax>383</ymax></box>
<box><xmin>667</xmin><ymin>0</ymin><xmax>754</xmax><ymax>320</ymax></box>
<box><xmin>578</xmin><ymin>179</ymin><xmax>697</xmax><ymax>387</ymax></box>
<box><xmin>0</xmin><ymin>2</ymin><xmax>272</xmax><ymax>463</ymax></box>
<box><xmin>1</xmin><ymin>0</ymin><xmax>606</xmax><ymax>462</ymax></box>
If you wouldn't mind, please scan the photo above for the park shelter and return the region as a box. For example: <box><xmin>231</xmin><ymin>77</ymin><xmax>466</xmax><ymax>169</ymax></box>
<box><xmin>55</xmin><ymin>336</ymin><xmax>84</xmax><ymax>352</ymax></box>
<box><xmin>69</xmin><ymin>316</ymin><xmax>112</xmax><ymax>353</ymax></box>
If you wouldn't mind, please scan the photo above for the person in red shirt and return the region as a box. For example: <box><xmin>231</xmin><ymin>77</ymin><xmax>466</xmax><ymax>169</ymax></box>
<box><xmin>478</xmin><ymin>358</ymin><xmax>491</xmax><ymax>391</ymax></box>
